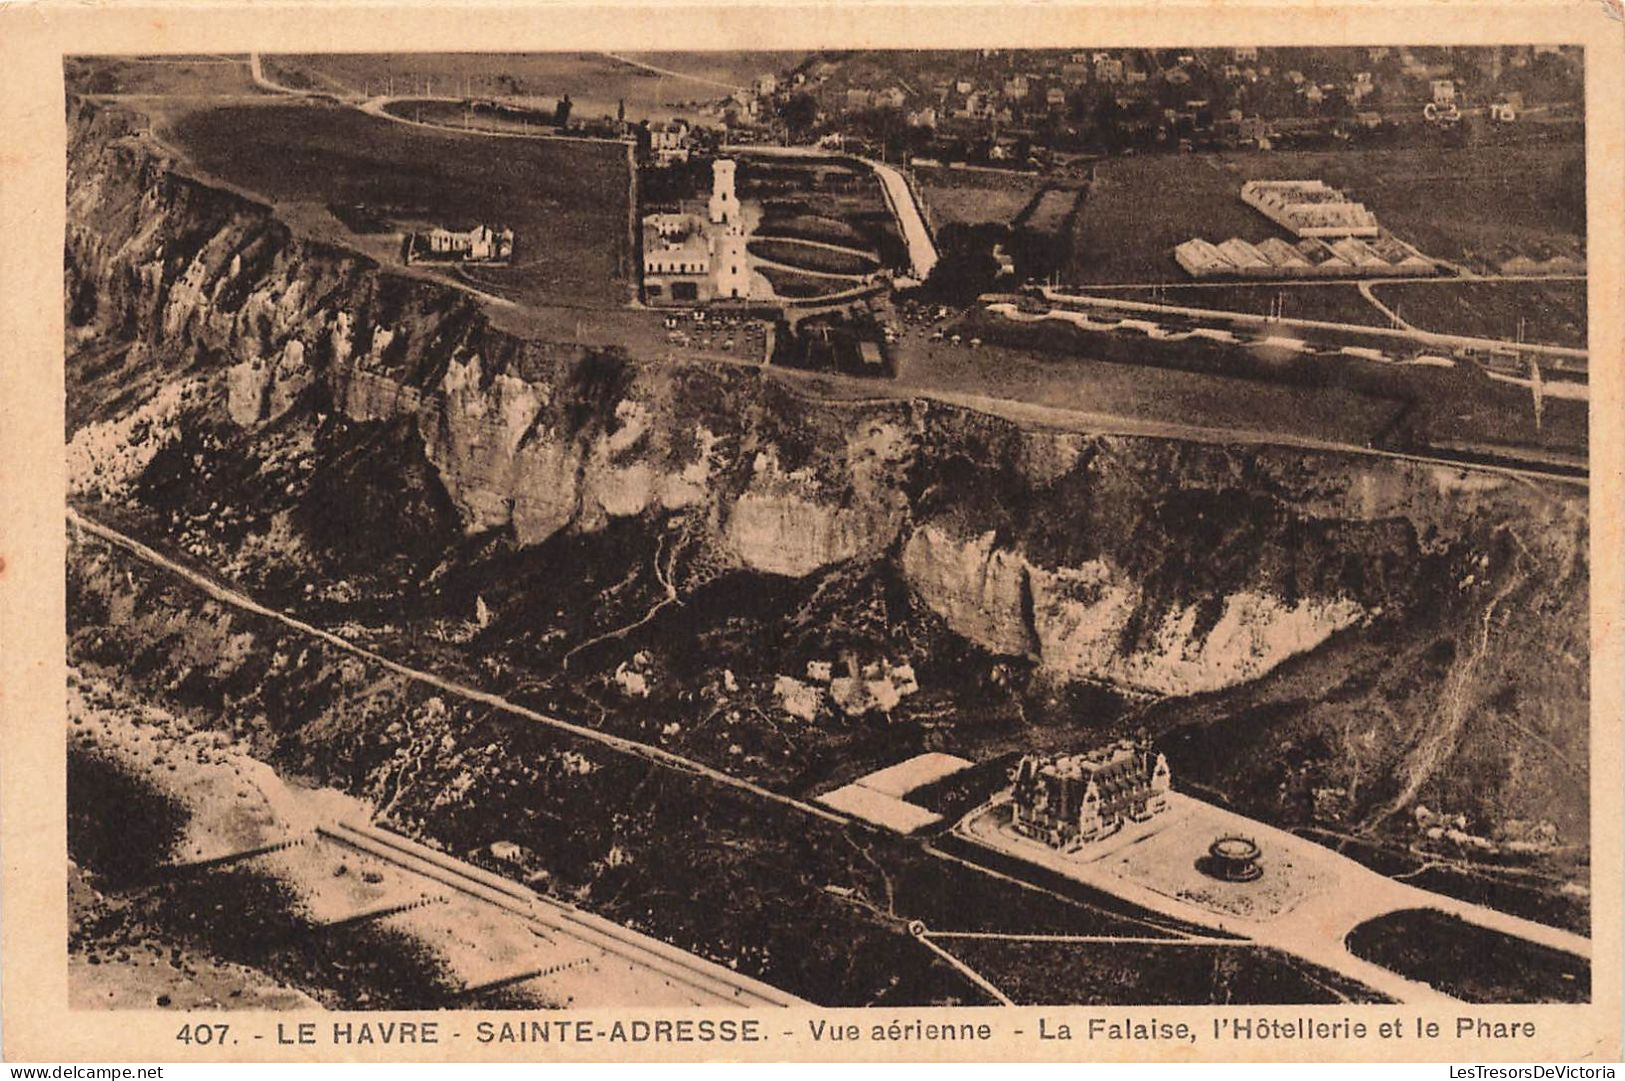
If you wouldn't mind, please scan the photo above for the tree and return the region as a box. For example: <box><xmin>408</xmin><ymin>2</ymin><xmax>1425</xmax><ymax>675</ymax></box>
<box><xmin>554</xmin><ymin>94</ymin><xmax>573</xmax><ymax>127</ymax></box>
<box><xmin>779</xmin><ymin>92</ymin><xmax>819</xmax><ymax>137</ymax></box>
<box><xmin>924</xmin><ymin>224</ymin><xmax>1005</xmax><ymax>304</ymax></box>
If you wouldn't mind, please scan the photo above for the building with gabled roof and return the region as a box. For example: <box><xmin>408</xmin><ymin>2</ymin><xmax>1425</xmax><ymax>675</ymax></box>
<box><xmin>1242</xmin><ymin>179</ymin><xmax>1380</xmax><ymax>238</ymax></box>
<box><xmin>1011</xmin><ymin>739</ymin><xmax>1171</xmax><ymax>850</ymax></box>
<box><xmin>1254</xmin><ymin>236</ymin><xmax>1311</xmax><ymax>268</ymax></box>
<box><xmin>1217</xmin><ymin>237</ymin><xmax>1271</xmax><ymax>270</ymax></box>
<box><xmin>1174</xmin><ymin>237</ymin><xmax>1234</xmax><ymax>277</ymax></box>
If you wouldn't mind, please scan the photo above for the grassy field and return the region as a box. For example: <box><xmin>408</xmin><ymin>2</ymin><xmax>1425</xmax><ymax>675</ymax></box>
<box><xmin>890</xmin><ymin>329</ymin><xmax>1406</xmax><ymax>449</ymax></box>
<box><xmin>264</xmin><ymin>53</ymin><xmax>730</xmax><ymax>125</ymax></box>
<box><xmin>915</xmin><ymin>165</ymin><xmax>1047</xmax><ymax>228</ymax></box>
<box><xmin>1080</xmin><ymin>283</ymin><xmax>1392</xmax><ymax>327</ymax></box>
<box><xmin>1021</xmin><ymin>187</ymin><xmax>1081</xmax><ymax>235</ymax></box>
<box><xmin>66</xmin><ymin>55</ymin><xmax>266</xmax><ymax>98</ymax></box>
<box><xmin>748</xmin><ymin>238</ymin><xmax>877</xmax><ymax>276</ymax></box>
<box><xmin>1345</xmin><ymin>909</ymin><xmax>1588</xmax><ymax>1003</ymax></box>
<box><xmin>380</xmin><ymin>98</ymin><xmax>562</xmax><ymax>136</ymax></box>
<box><xmin>757</xmin><ymin>266</ymin><xmax>852</xmax><ymax>299</ymax></box>
<box><xmin>946</xmin><ymin>939</ymin><xmax>1385</xmax><ymax>1005</ymax></box>
<box><xmin>1070</xmin><ymin>142</ymin><xmax>1586</xmax><ymax>285</ymax></box>
<box><xmin>943</xmin><ymin>304</ymin><xmax>1586</xmax><ymax>461</ymax></box>
<box><xmin>755</xmin><ymin>211</ymin><xmax>869</xmax><ymax>249</ymax></box>
<box><xmin>167</xmin><ymin>101</ymin><xmax>631</xmax><ymax>310</ymax></box>
<box><xmin>745</xmin><ymin>166</ymin><xmax>906</xmax><ymax>269</ymax></box>
<box><xmin>1371</xmin><ymin>279</ymin><xmax>1588</xmax><ymax>348</ymax></box>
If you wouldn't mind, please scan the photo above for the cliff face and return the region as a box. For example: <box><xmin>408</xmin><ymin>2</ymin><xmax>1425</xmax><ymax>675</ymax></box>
<box><xmin>64</xmin><ymin>103</ymin><xmax>1380</xmax><ymax>697</ymax></box>
<box><xmin>65</xmin><ymin>100</ymin><xmax>1589</xmax><ymax>875</ymax></box>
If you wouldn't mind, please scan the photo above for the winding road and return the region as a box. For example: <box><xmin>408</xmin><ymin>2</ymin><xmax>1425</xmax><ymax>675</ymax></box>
<box><xmin>725</xmin><ymin>143</ymin><xmax>940</xmax><ymax>280</ymax></box>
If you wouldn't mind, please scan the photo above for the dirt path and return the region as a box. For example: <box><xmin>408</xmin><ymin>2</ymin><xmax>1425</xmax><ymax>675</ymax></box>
<box><xmin>1358</xmin><ymin>279</ymin><xmax>1415</xmax><ymax>329</ymax></box>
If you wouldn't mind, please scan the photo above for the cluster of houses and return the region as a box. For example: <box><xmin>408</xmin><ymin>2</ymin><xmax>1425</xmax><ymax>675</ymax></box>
<box><xmin>760</xmin><ymin>45</ymin><xmax>1574</xmax><ymax>160</ymax></box>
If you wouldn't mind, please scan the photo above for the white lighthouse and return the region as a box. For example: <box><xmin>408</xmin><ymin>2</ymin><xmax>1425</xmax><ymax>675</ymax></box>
<box><xmin>712</xmin><ymin>225</ymin><xmax>750</xmax><ymax>300</ymax></box>
<box><xmin>708</xmin><ymin>158</ymin><xmax>739</xmax><ymax>225</ymax></box>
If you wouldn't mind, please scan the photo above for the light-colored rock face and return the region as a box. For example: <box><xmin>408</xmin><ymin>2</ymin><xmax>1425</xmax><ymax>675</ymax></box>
<box><xmin>420</xmin><ymin>356</ymin><xmax>554</xmax><ymax>535</ymax></box>
<box><xmin>68</xmin><ymin>375</ymin><xmax>197</xmax><ymax>500</ymax></box>
<box><xmin>901</xmin><ymin>522</ymin><xmax>1366</xmax><ymax>696</ymax></box>
<box><xmin>508</xmin><ymin>437</ymin><xmax>580</xmax><ymax>545</ymax></box>
<box><xmin>725</xmin><ymin>492</ymin><xmax>887</xmax><ymax>578</ymax></box>
<box><xmin>901</xmin><ymin>526</ymin><xmax>1037</xmax><ymax>656</ymax></box>
<box><xmin>722</xmin><ymin>443</ymin><xmax>905</xmax><ymax>577</ymax></box>
<box><xmin>1045</xmin><ymin>584</ymin><xmax>1365</xmax><ymax>696</ymax></box>
<box><xmin>227</xmin><ymin>339</ymin><xmax>311</xmax><ymax>427</ymax></box>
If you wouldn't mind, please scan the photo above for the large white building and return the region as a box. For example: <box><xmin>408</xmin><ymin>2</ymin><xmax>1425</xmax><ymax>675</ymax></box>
<box><xmin>414</xmin><ymin>223</ymin><xmax>514</xmax><ymax>264</ymax></box>
<box><xmin>649</xmin><ymin>121</ymin><xmax>692</xmax><ymax>165</ymax></box>
<box><xmin>708</xmin><ymin>159</ymin><xmax>739</xmax><ymax>225</ymax></box>
<box><xmin>643</xmin><ymin>159</ymin><xmax>753</xmax><ymax>306</ymax></box>
<box><xmin>1240</xmin><ymin>179</ymin><xmax>1380</xmax><ymax>238</ymax></box>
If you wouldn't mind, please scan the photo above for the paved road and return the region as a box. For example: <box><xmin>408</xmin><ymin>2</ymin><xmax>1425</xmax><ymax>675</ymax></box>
<box><xmin>869</xmin><ymin>157</ymin><xmax>940</xmax><ymax>280</ymax></box>
<box><xmin>247</xmin><ymin>52</ymin><xmax>310</xmax><ymax>97</ymax></box>
<box><xmin>724</xmin><ymin>143</ymin><xmax>940</xmax><ymax>280</ymax></box>
<box><xmin>1358</xmin><ymin>279</ymin><xmax>1413</xmax><ymax>329</ymax></box>
<box><xmin>356</xmin><ymin>94</ymin><xmax>633</xmax><ymax>148</ymax></box>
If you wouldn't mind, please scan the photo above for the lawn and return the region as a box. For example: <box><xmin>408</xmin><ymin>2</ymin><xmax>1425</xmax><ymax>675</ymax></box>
<box><xmin>890</xmin><ymin>327</ymin><xmax>1407</xmax><ymax>450</ymax></box>
<box><xmin>1069</xmin><ymin>141</ymin><xmax>1586</xmax><ymax>285</ymax></box>
<box><xmin>756</xmin><ymin>266</ymin><xmax>852</xmax><ymax>299</ymax></box>
<box><xmin>748</xmin><ymin>238</ymin><xmax>877</xmax><ymax>276</ymax></box>
<box><xmin>381</xmin><ymin>98</ymin><xmax>562</xmax><ymax>137</ymax></box>
<box><xmin>1021</xmin><ymin>187</ymin><xmax>1081</xmax><ymax>235</ymax></box>
<box><xmin>755</xmin><ymin>210</ymin><xmax>868</xmax><ymax>249</ymax></box>
<box><xmin>166</xmin><ymin>101</ymin><xmax>631</xmax><ymax>310</ymax></box>
<box><xmin>944</xmin><ymin>304</ymin><xmax>1587</xmax><ymax>462</ymax></box>
<box><xmin>1345</xmin><ymin>908</ymin><xmax>1588</xmax><ymax>1003</ymax></box>
<box><xmin>946</xmin><ymin>939</ymin><xmax>1387</xmax><ymax>1005</ymax></box>
<box><xmin>915</xmin><ymin>165</ymin><xmax>1047</xmax><ymax>228</ymax></box>
<box><xmin>1370</xmin><ymin>279</ymin><xmax>1588</xmax><ymax>348</ymax></box>
<box><xmin>744</xmin><ymin>166</ymin><xmax>906</xmax><ymax>269</ymax></box>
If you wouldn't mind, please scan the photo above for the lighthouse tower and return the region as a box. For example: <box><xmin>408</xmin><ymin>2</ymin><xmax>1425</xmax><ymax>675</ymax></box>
<box><xmin>712</xmin><ymin>225</ymin><xmax>750</xmax><ymax>300</ymax></box>
<box><xmin>708</xmin><ymin>159</ymin><xmax>739</xmax><ymax>225</ymax></box>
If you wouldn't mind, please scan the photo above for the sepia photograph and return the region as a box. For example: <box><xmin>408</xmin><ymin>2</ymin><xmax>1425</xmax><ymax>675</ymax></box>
<box><xmin>0</xmin><ymin>3</ymin><xmax>1617</xmax><ymax>1063</ymax></box>
<box><xmin>55</xmin><ymin>39</ymin><xmax>1598</xmax><ymax>1017</ymax></box>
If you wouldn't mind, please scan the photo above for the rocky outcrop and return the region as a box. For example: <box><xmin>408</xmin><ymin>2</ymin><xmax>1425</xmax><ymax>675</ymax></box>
<box><xmin>901</xmin><ymin>522</ymin><xmax>1365</xmax><ymax>696</ymax></box>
